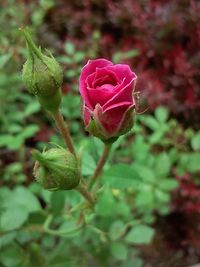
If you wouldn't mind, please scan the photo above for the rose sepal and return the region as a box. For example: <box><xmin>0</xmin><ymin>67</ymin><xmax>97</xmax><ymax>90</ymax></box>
<box><xmin>85</xmin><ymin>104</ymin><xmax>135</xmax><ymax>143</ymax></box>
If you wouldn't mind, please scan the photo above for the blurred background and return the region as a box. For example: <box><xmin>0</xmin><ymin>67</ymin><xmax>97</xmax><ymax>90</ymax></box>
<box><xmin>0</xmin><ymin>0</ymin><xmax>200</xmax><ymax>266</ymax></box>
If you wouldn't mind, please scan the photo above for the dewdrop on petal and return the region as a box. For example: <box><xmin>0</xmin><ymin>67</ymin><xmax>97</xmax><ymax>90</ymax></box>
<box><xmin>21</xmin><ymin>28</ymin><xmax>63</xmax><ymax>112</ymax></box>
<box><xmin>32</xmin><ymin>147</ymin><xmax>80</xmax><ymax>191</ymax></box>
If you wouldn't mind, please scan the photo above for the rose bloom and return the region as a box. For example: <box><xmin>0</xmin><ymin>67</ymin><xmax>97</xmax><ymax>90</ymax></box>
<box><xmin>79</xmin><ymin>59</ymin><xmax>137</xmax><ymax>141</ymax></box>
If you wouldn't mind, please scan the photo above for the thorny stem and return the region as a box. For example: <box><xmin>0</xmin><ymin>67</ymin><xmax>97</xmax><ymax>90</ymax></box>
<box><xmin>52</xmin><ymin>109</ymin><xmax>77</xmax><ymax>158</ymax></box>
<box><xmin>88</xmin><ymin>143</ymin><xmax>112</xmax><ymax>190</ymax></box>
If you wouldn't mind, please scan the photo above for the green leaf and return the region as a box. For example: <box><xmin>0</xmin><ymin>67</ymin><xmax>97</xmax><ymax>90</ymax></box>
<box><xmin>109</xmin><ymin>220</ymin><xmax>125</xmax><ymax>241</ymax></box>
<box><xmin>5</xmin><ymin>186</ymin><xmax>41</xmax><ymax>212</ymax></box>
<box><xmin>74</xmin><ymin>52</ymin><xmax>85</xmax><ymax>63</ymax></box>
<box><xmin>121</xmin><ymin>258</ymin><xmax>143</xmax><ymax>267</ymax></box>
<box><xmin>132</xmin><ymin>163</ymin><xmax>156</xmax><ymax>183</ymax></box>
<box><xmin>141</xmin><ymin>115</ymin><xmax>159</xmax><ymax>130</ymax></box>
<box><xmin>179</xmin><ymin>153</ymin><xmax>200</xmax><ymax>173</ymax></box>
<box><xmin>122</xmin><ymin>49</ymin><xmax>139</xmax><ymax>59</ymax></box>
<box><xmin>155</xmin><ymin>153</ymin><xmax>171</xmax><ymax>176</ymax></box>
<box><xmin>8</xmin><ymin>124</ymin><xmax>22</xmax><ymax>134</ymax></box>
<box><xmin>132</xmin><ymin>136</ymin><xmax>150</xmax><ymax>163</ymax></box>
<box><xmin>58</xmin><ymin>56</ymin><xmax>72</xmax><ymax>64</ymax></box>
<box><xmin>0</xmin><ymin>129</ymin><xmax>38</xmax><ymax>150</ymax></box>
<box><xmin>20</xmin><ymin>125</ymin><xmax>39</xmax><ymax>139</ymax></box>
<box><xmin>0</xmin><ymin>207</ymin><xmax>28</xmax><ymax>231</ymax></box>
<box><xmin>113</xmin><ymin>49</ymin><xmax>139</xmax><ymax>63</ymax></box>
<box><xmin>65</xmin><ymin>69</ymin><xmax>77</xmax><ymax>78</ymax></box>
<box><xmin>0</xmin><ymin>186</ymin><xmax>41</xmax><ymax>231</ymax></box>
<box><xmin>64</xmin><ymin>42</ymin><xmax>75</xmax><ymax>55</ymax></box>
<box><xmin>114</xmin><ymin>201</ymin><xmax>131</xmax><ymax>218</ymax></box>
<box><xmin>24</xmin><ymin>101</ymin><xmax>40</xmax><ymax>117</ymax></box>
<box><xmin>102</xmin><ymin>164</ymin><xmax>141</xmax><ymax>189</ymax></box>
<box><xmin>191</xmin><ymin>131</ymin><xmax>200</xmax><ymax>150</ymax></box>
<box><xmin>50</xmin><ymin>191</ymin><xmax>66</xmax><ymax>216</ymax></box>
<box><xmin>149</xmin><ymin>130</ymin><xmax>165</xmax><ymax>144</ymax></box>
<box><xmin>154</xmin><ymin>189</ymin><xmax>170</xmax><ymax>203</ymax></box>
<box><xmin>95</xmin><ymin>188</ymin><xmax>115</xmax><ymax>216</ymax></box>
<box><xmin>111</xmin><ymin>242</ymin><xmax>128</xmax><ymax>261</ymax></box>
<box><xmin>125</xmin><ymin>224</ymin><xmax>154</xmax><ymax>245</ymax></box>
<box><xmin>0</xmin><ymin>135</ymin><xmax>14</xmax><ymax>147</ymax></box>
<box><xmin>155</xmin><ymin>106</ymin><xmax>169</xmax><ymax>123</ymax></box>
<box><xmin>0</xmin><ymin>232</ymin><xmax>17</xmax><ymax>248</ymax></box>
<box><xmin>135</xmin><ymin>191</ymin><xmax>154</xmax><ymax>208</ymax></box>
<box><xmin>159</xmin><ymin>179</ymin><xmax>178</xmax><ymax>191</ymax></box>
<box><xmin>40</xmin><ymin>0</ymin><xmax>55</xmax><ymax>9</ymax></box>
<box><xmin>0</xmin><ymin>54</ymin><xmax>11</xmax><ymax>69</ymax></box>
<box><xmin>0</xmin><ymin>243</ymin><xmax>24</xmax><ymax>267</ymax></box>
<box><xmin>81</xmin><ymin>151</ymin><xmax>96</xmax><ymax>176</ymax></box>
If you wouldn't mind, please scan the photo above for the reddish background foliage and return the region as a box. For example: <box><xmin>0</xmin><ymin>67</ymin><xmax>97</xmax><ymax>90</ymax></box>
<box><xmin>41</xmin><ymin>0</ymin><xmax>200</xmax><ymax>127</ymax></box>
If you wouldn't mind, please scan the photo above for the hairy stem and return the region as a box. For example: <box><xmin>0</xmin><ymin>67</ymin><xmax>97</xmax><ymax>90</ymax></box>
<box><xmin>52</xmin><ymin>110</ymin><xmax>76</xmax><ymax>157</ymax></box>
<box><xmin>76</xmin><ymin>182</ymin><xmax>95</xmax><ymax>206</ymax></box>
<box><xmin>88</xmin><ymin>143</ymin><xmax>112</xmax><ymax>190</ymax></box>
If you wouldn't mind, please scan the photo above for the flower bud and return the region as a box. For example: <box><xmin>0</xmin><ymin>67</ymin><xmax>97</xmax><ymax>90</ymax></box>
<box><xmin>32</xmin><ymin>147</ymin><xmax>80</xmax><ymax>191</ymax></box>
<box><xmin>79</xmin><ymin>59</ymin><xmax>137</xmax><ymax>143</ymax></box>
<box><xmin>21</xmin><ymin>28</ymin><xmax>63</xmax><ymax>112</ymax></box>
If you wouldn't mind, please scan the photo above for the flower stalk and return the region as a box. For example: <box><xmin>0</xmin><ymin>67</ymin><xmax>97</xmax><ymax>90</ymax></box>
<box><xmin>52</xmin><ymin>109</ymin><xmax>77</xmax><ymax>158</ymax></box>
<box><xmin>76</xmin><ymin>182</ymin><xmax>95</xmax><ymax>206</ymax></box>
<box><xmin>88</xmin><ymin>143</ymin><xmax>112</xmax><ymax>190</ymax></box>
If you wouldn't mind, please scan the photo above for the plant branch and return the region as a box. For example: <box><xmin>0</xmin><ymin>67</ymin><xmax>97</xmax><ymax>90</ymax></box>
<box><xmin>52</xmin><ymin>109</ymin><xmax>76</xmax><ymax>157</ymax></box>
<box><xmin>76</xmin><ymin>182</ymin><xmax>95</xmax><ymax>206</ymax></box>
<box><xmin>88</xmin><ymin>143</ymin><xmax>112</xmax><ymax>190</ymax></box>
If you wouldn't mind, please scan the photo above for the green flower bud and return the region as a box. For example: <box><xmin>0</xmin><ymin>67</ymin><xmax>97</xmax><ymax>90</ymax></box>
<box><xmin>32</xmin><ymin>147</ymin><xmax>80</xmax><ymax>191</ymax></box>
<box><xmin>21</xmin><ymin>28</ymin><xmax>63</xmax><ymax>112</ymax></box>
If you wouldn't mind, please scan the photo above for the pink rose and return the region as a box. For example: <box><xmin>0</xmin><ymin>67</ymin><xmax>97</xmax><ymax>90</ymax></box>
<box><xmin>79</xmin><ymin>59</ymin><xmax>137</xmax><ymax>141</ymax></box>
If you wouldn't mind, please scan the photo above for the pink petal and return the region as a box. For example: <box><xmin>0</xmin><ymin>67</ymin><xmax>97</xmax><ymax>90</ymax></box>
<box><xmin>79</xmin><ymin>59</ymin><xmax>113</xmax><ymax>109</ymax></box>
<box><xmin>93</xmin><ymin>67</ymin><xmax>120</xmax><ymax>87</ymax></box>
<box><xmin>107</xmin><ymin>64</ymin><xmax>137</xmax><ymax>84</ymax></box>
<box><xmin>87</xmin><ymin>80</ymin><xmax>125</xmax><ymax>108</ymax></box>
<box><xmin>87</xmin><ymin>87</ymin><xmax>116</xmax><ymax>107</ymax></box>
<box><xmin>103</xmin><ymin>78</ymin><xmax>137</xmax><ymax>111</ymax></box>
<box><xmin>86</xmin><ymin>72</ymin><xmax>96</xmax><ymax>88</ymax></box>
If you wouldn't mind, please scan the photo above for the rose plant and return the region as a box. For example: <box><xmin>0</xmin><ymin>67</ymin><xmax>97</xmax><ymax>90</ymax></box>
<box><xmin>20</xmin><ymin>28</ymin><xmax>138</xmax><ymax>234</ymax></box>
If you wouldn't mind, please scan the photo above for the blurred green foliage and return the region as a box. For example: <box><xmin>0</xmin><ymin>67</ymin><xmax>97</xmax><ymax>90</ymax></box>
<box><xmin>0</xmin><ymin>1</ymin><xmax>200</xmax><ymax>267</ymax></box>
<box><xmin>1</xmin><ymin>101</ymin><xmax>200</xmax><ymax>266</ymax></box>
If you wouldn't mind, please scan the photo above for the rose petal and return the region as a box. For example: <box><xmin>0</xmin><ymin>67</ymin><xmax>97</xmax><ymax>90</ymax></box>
<box><xmin>93</xmin><ymin>67</ymin><xmax>120</xmax><ymax>87</ymax></box>
<box><xmin>86</xmin><ymin>72</ymin><xmax>96</xmax><ymax>88</ymax></box>
<box><xmin>103</xmin><ymin>78</ymin><xmax>136</xmax><ymax>111</ymax></box>
<box><xmin>87</xmin><ymin>80</ymin><xmax>125</xmax><ymax>107</ymax></box>
<box><xmin>79</xmin><ymin>59</ymin><xmax>113</xmax><ymax>109</ymax></box>
<box><xmin>107</xmin><ymin>64</ymin><xmax>137</xmax><ymax>84</ymax></box>
<box><xmin>87</xmin><ymin>87</ymin><xmax>116</xmax><ymax>107</ymax></box>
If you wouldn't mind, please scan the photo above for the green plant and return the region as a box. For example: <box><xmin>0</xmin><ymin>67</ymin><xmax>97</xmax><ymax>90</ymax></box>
<box><xmin>0</xmin><ymin>14</ymin><xmax>199</xmax><ymax>266</ymax></box>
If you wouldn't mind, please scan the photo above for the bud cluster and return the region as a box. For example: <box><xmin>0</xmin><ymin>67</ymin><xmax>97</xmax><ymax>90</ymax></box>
<box><xmin>21</xmin><ymin>29</ymin><xmax>137</xmax><ymax>195</ymax></box>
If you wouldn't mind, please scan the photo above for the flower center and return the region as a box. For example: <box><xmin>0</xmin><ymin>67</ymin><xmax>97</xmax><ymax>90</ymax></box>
<box><xmin>97</xmin><ymin>83</ymin><xmax>115</xmax><ymax>91</ymax></box>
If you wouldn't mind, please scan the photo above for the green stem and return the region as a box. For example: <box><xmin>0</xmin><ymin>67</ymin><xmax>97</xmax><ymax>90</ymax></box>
<box><xmin>43</xmin><ymin>215</ymin><xmax>84</xmax><ymax>237</ymax></box>
<box><xmin>52</xmin><ymin>109</ymin><xmax>77</xmax><ymax>158</ymax></box>
<box><xmin>88</xmin><ymin>143</ymin><xmax>112</xmax><ymax>190</ymax></box>
<box><xmin>76</xmin><ymin>182</ymin><xmax>95</xmax><ymax>206</ymax></box>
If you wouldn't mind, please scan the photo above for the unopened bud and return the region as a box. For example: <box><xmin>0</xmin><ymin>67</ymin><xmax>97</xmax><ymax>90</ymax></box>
<box><xmin>21</xmin><ymin>28</ymin><xmax>63</xmax><ymax>112</ymax></box>
<box><xmin>33</xmin><ymin>147</ymin><xmax>80</xmax><ymax>191</ymax></box>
